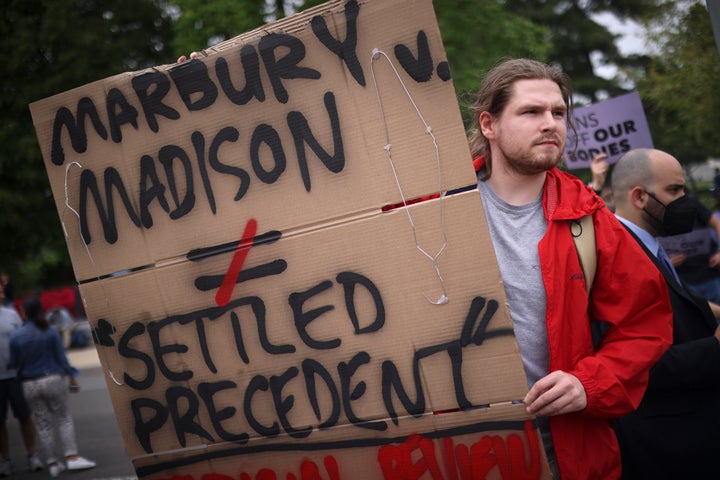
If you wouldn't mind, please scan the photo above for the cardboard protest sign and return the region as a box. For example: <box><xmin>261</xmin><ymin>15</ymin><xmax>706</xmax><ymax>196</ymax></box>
<box><xmin>564</xmin><ymin>90</ymin><xmax>654</xmax><ymax>169</ymax></box>
<box><xmin>659</xmin><ymin>228</ymin><xmax>715</xmax><ymax>258</ymax></box>
<box><xmin>30</xmin><ymin>0</ymin><xmax>547</xmax><ymax>478</ymax></box>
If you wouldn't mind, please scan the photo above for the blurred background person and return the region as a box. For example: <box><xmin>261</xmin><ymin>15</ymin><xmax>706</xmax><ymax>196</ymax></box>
<box><xmin>0</xmin><ymin>284</ymin><xmax>42</xmax><ymax>476</ymax></box>
<box><xmin>8</xmin><ymin>296</ymin><xmax>96</xmax><ymax>477</ymax></box>
<box><xmin>0</xmin><ymin>273</ymin><xmax>13</xmax><ymax>308</ymax></box>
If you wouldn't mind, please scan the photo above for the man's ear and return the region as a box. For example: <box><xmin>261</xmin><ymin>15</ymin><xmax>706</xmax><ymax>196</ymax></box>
<box><xmin>630</xmin><ymin>186</ymin><xmax>646</xmax><ymax>210</ymax></box>
<box><xmin>479</xmin><ymin>112</ymin><xmax>495</xmax><ymax>139</ymax></box>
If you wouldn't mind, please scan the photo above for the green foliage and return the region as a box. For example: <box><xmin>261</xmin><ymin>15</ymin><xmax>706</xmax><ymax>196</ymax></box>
<box><xmin>632</xmin><ymin>2</ymin><xmax>720</xmax><ymax>164</ymax></box>
<box><xmin>434</xmin><ymin>0</ymin><xmax>551</xmax><ymax>120</ymax></box>
<box><xmin>502</xmin><ymin>0</ymin><xmax>662</xmax><ymax>102</ymax></box>
<box><xmin>0</xmin><ymin>0</ymin><xmax>173</xmax><ymax>291</ymax></box>
<box><xmin>167</xmin><ymin>0</ymin><xmax>338</xmax><ymax>58</ymax></box>
<box><xmin>168</xmin><ymin>0</ymin><xmax>266</xmax><ymax>57</ymax></box>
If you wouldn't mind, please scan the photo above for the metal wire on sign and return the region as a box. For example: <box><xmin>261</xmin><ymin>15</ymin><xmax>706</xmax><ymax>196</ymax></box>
<box><xmin>62</xmin><ymin>162</ymin><xmax>125</xmax><ymax>385</ymax></box>
<box><xmin>369</xmin><ymin>48</ymin><xmax>448</xmax><ymax>305</ymax></box>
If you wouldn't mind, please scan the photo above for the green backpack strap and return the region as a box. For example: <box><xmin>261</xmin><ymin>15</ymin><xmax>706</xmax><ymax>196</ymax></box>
<box><xmin>570</xmin><ymin>215</ymin><xmax>596</xmax><ymax>294</ymax></box>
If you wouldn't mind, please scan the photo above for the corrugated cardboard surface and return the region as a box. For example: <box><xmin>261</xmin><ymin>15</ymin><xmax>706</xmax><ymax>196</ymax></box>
<box><xmin>30</xmin><ymin>0</ymin><xmax>474</xmax><ymax>281</ymax></box>
<box><xmin>30</xmin><ymin>0</ymin><xmax>547</xmax><ymax>478</ymax></box>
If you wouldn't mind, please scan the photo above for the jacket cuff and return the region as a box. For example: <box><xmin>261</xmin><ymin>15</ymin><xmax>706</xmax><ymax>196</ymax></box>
<box><xmin>572</xmin><ymin>369</ymin><xmax>599</xmax><ymax>412</ymax></box>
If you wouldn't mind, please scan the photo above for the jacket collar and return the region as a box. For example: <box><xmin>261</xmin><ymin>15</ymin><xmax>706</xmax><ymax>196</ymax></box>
<box><xmin>473</xmin><ymin>155</ymin><xmax>603</xmax><ymax>221</ymax></box>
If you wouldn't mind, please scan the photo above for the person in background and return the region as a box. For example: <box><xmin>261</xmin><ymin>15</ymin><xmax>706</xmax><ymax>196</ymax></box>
<box><xmin>712</xmin><ymin>167</ymin><xmax>720</xmax><ymax>200</ymax></box>
<box><xmin>611</xmin><ymin>148</ymin><xmax>720</xmax><ymax>479</ymax></box>
<box><xmin>664</xmin><ymin>194</ymin><xmax>720</xmax><ymax>306</ymax></box>
<box><xmin>8</xmin><ymin>296</ymin><xmax>96</xmax><ymax>477</ymax></box>
<box><xmin>0</xmin><ymin>273</ymin><xmax>13</xmax><ymax>308</ymax></box>
<box><xmin>589</xmin><ymin>152</ymin><xmax>615</xmax><ymax>212</ymax></box>
<box><xmin>0</xmin><ymin>285</ymin><xmax>42</xmax><ymax>476</ymax></box>
<box><xmin>468</xmin><ymin>58</ymin><xmax>673</xmax><ymax>479</ymax></box>
<box><xmin>45</xmin><ymin>305</ymin><xmax>75</xmax><ymax>349</ymax></box>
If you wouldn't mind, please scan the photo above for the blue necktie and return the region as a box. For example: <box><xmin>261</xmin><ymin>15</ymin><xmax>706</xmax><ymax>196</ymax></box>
<box><xmin>657</xmin><ymin>246</ymin><xmax>681</xmax><ymax>284</ymax></box>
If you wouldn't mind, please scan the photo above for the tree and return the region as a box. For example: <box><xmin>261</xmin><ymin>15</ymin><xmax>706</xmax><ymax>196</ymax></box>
<box><xmin>502</xmin><ymin>0</ymin><xmax>665</xmax><ymax>103</ymax></box>
<box><xmin>166</xmin><ymin>0</ymin><xmax>266</xmax><ymax>57</ymax></box>
<box><xmin>167</xmin><ymin>0</ymin><xmax>336</xmax><ymax>58</ymax></box>
<box><xmin>432</xmin><ymin>0</ymin><xmax>550</xmax><ymax>121</ymax></box>
<box><xmin>631</xmin><ymin>2</ymin><xmax>720</xmax><ymax>165</ymax></box>
<box><xmin>0</xmin><ymin>0</ymin><xmax>173</xmax><ymax>291</ymax></box>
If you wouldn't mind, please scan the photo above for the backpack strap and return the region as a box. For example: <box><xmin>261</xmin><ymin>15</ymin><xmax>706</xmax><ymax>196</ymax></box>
<box><xmin>571</xmin><ymin>215</ymin><xmax>609</xmax><ymax>350</ymax></box>
<box><xmin>570</xmin><ymin>215</ymin><xmax>597</xmax><ymax>293</ymax></box>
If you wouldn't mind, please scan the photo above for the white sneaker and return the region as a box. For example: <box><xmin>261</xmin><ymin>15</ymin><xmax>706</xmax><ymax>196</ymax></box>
<box><xmin>49</xmin><ymin>462</ymin><xmax>66</xmax><ymax>478</ymax></box>
<box><xmin>66</xmin><ymin>456</ymin><xmax>96</xmax><ymax>470</ymax></box>
<box><xmin>28</xmin><ymin>453</ymin><xmax>43</xmax><ymax>471</ymax></box>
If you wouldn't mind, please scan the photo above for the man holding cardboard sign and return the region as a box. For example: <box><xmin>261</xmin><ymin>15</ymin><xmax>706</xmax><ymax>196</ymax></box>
<box><xmin>468</xmin><ymin>58</ymin><xmax>673</xmax><ymax>479</ymax></box>
<box><xmin>31</xmin><ymin>1</ymin><xmax>561</xmax><ymax>478</ymax></box>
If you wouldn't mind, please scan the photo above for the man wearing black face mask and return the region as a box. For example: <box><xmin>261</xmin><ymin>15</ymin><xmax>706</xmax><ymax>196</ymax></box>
<box><xmin>611</xmin><ymin>148</ymin><xmax>720</xmax><ymax>479</ymax></box>
<box><xmin>644</xmin><ymin>190</ymin><xmax>699</xmax><ymax>236</ymax></box>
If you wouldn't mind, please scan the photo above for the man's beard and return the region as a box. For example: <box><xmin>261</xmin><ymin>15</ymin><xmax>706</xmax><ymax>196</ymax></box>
<box><xmin>499</xmin><ymin>134</ymin><xmax>564</xmax><ymax>176</ymax></box>
<box><xmin>505</xmin><ymin>149</ymin><xmax>563</xmax><ymax>176</ymax></box>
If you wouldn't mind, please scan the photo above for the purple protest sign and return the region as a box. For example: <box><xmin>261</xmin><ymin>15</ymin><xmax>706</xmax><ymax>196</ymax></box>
<box><xmin>658</xmin><ymin>228</ymin><xmax>714</xmax><ymax>259</ymax></box>
<box><xmin>564</xmin><ymin>90</ymin><xmax>654</xmax><ymax>169</ymax></box>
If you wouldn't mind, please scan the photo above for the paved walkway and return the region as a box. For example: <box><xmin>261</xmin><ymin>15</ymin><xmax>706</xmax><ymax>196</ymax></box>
<box><xmin>67</xmin><ymin>344</ymin><xmax>103</xmax><ymax>370</ymax></box>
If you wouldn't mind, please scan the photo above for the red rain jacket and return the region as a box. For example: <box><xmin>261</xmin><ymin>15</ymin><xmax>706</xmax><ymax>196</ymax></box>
<box><xmin>475</xmin><ymin>157</ymin><xmax>673</xmax><ymax>480</ymax></box>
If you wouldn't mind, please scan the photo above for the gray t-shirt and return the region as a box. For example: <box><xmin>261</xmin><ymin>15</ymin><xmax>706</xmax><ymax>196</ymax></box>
<box><xmin>478</xmin><ymin>178</ymin><xmax>556</xmax><ymax>465</ymax></box>
<box><xmin>477</xmin><ymin>179</ymin><xmax>549</xmax><ymax>387</ymax></box>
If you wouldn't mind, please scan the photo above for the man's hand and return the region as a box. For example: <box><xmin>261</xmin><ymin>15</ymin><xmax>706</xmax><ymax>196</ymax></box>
<box><xmin>590</xmin><ymin>153</ymin><xmax>609</xmax><ymax>192</ymax></box>
<box><xmin>669</xmin><ymin>252</ymin><xmax>687</xmax><ymax>267</ymax></box>
<box><xmin>708</xmin><ymin>251</ymin><xmax>720</xmax><ymax>268</ymax></box>
<box><xmin>524</xmin><ymin>371</ymin><xmax>587</xmax><ymax>416</ymax></box>
<box><xmin>177</xmin><ymin>51</ymin><xmax>200</xmax><ymax>63</ymax></box>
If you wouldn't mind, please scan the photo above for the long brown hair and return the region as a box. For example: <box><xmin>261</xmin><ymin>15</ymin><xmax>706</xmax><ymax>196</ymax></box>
<box><xmin>467</xmin><ymin>58</ymin><xmax>576</xmax><ymax>179</ymax></box>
